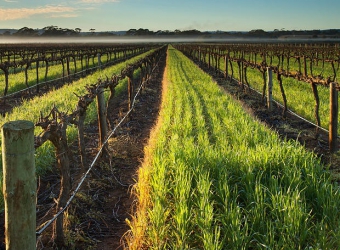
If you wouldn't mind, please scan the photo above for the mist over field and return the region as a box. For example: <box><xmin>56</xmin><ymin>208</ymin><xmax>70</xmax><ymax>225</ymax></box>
<box><xmin>1</xmin><ymin>36</ymin><xmax>340</xmax><ymax>44</ymax></box>
<box><xmin>0</xmin><ymin>36</ymin><xmax>271</xmax><ymax>44</ymax></box>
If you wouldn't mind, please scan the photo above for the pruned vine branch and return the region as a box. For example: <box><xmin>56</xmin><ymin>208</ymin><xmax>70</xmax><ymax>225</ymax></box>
<box><xmin>33</xmin><ymin>45</ymin><xmax>166</xmax><ymax>248</ymax></box>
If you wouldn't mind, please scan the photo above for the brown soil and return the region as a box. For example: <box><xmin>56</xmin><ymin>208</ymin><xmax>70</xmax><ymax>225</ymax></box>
<box><xmin>1</xmin><ymin>47</ymin><xmax>339</xmax><ymax>250</ymax></box>
<box><xmin>0</xmin><ymin>51</ymin><xmax>166</xmax><ymax>249</ymax></box>
<box><xmin>198</xmin><ymin>63</ymin><xmax>340</xmax><ymax>178</ymax></box>
<box><xmin>0</xmin><ymin>55</ymin><xmax>137</xmax><ymax>116</ymax></box>
<box><xmin>0</xmin><ymin>71</ymin><xmax>90</xmax><ymax>116</ymax></box>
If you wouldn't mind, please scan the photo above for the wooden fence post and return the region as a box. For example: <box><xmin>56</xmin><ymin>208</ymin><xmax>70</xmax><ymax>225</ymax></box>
<box><xmin>267</xmin><ymin>67</ymin><xmax>273</xmax><ymax>111</ymax></box>
<box><xmin>208</xmin><ymin>52</ymin><xmax>211</xmax><ymax>69</ymax></box>
<box><xmin>2</xmin><ymin>120</ymin><xmax>36</xmax><ymax>250</ymax></box>
<box><xmin>329</xmin><ymin>82</ymin><xmax>338</xmax><ymax>153</ymax></box>
<box><xmin>224</xmin><ymin>56</ymin><xmax>228</xmax><ymax>79</ymax></box>
<box><xmin>96</xmin><ymin>86</ymin><xmax>108</xmax><ymax>149</ymax></box>
<box><xmin>128</xmin><ymin>74</ymin><xmax>134</xmax><ymax>111</ymax></box>
<box><xmin>198</xmin><ymin>47</ymin><xmax>201</xmax><ymax>63</ymax></box>
<box><xmin>215</xmin><ymin>55</ymin><xmax>218</xmax><ymax>74</ymax></box>
<box><xmin>36</xmin><ymin>59</ymin><xmax>40</xmax><ymax>93</ymax></box>
<box><xmin>97</xmin><ymin>53</ymin><xmax>102</xmax><ymax>69</ymax></box>
<box><xmin>66</xmin><ymin>57</ymin><xmax>70</xmax><ymax>77</ymax></box>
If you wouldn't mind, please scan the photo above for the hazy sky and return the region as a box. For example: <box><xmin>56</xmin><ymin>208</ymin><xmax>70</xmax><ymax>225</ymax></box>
<box><xmin>0</xmin><ymin>0</ymin><xmax>339</xmax><ymax>32</ymax></box>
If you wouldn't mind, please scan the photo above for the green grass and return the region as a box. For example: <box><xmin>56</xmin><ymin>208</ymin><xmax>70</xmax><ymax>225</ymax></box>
<box><xmin>0</xmin><ymin>49</ymin><xmax>155</xmax><ymax>210</ymax></box>
<box><xmin>126</xmin><ymin>46</ymin><xmax>340</xmax><ymax>249</ymax></box>
<box><xmin>217</xmin><ymin>49</ymin><xmax>339</xmax><ymax>133</ymax></box>
<box><xmin>0</xmin><ymin>50</ymin><xmax>135</xmax><ymax>97</ymax></box>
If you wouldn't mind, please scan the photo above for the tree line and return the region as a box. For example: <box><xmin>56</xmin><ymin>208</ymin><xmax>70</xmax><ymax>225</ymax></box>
<box><xmin>1</xmin><ymin>26</ymin><xmax>340</xmax><ymax>38</ymax></box>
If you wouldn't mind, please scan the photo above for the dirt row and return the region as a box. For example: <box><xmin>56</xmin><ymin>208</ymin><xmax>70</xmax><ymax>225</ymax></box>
<box><xmin>0</xmin><ymin>49</ymin><xmax>166</xmax><ymax>249</ymax></box>
<box><xmin>1</xmin><ymin>46</ymin><xmax>339</xmax><ymax>249</ymax></box>
<box><xmin>195</xmin><ymin>60</ymin><xmax>340</xmax><ymax>177</ymax></box>
<box><xmin>0</xmin><ymin>53</ymin><xmax>140</xmax><ymax>116</ymax></box>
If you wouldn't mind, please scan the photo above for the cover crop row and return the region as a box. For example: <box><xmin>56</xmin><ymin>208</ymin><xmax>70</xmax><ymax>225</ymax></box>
<box><xmin>179</xmin><ymin>44</ymin><xmax>340</xmax><ymax>135</ymax></box>
<box><xmin>126</xmin><ymin>46</ymin><xmax>340</xmax><ymax>249</ymax></box>
<box><xmin>0</xmin><ymin>49</ymin><xmax>155</xmax><ymax>209</ymax></box>
<box><xmin>0</xmin><ymin>48</ymin><xmax>142</xmax><ymax>98</ymax></box>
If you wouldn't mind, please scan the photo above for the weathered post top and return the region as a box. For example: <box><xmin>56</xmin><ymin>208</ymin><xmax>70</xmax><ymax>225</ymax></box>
<box><xmin>2</xmin><ymin>120</ymin><xmax>36</xmax><ymax>250</ymax></box>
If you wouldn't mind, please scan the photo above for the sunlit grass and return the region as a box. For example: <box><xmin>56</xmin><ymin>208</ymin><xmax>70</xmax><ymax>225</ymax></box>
<box><xmin>218</xmin><ymin>52</ymin><xmax>339</xmax><ymax>133</ymax></box>
<box><xmin>126</xmin><ymin>46</ymin><xmax>340</xmax><ymax>249</ymax></box>
<box><xmin>0</xmin><ymin>51</ymin><xmax>133</xmax><ymax>97</ymax></box>
<box><xmin>0</xmin><ymin>49</ymin><xmax>155</xmax><ymax>209</ymax></box>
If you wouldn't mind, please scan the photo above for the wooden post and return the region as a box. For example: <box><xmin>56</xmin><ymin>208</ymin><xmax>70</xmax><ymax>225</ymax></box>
<box><xmin>329</xmin><ymin>82</ymin><xmax>338</xmax><ymax>153</ymax></box>
<box><xmin>66</xmin><ymin>57</ymin><xmax>70</xmax><ymax>77</ymax></box>
<box><xmin>267</xmin><ymin>67</ymin><xmax>273</xmax><ymax>111</ymax></box>
<box><xmin>73</xmin><ymin>56</ymin><xmax>77</xmax><ymax>74</ymax></box>
<box><xmin>208</xmin><ymin>52</ymin><xmax>211</xmax><ymax>69</ymax></box>
<box><xmin>86</xmin><ymin>55</ymin><xmax>89</xmax><ymax>73</ymax></box>
<box><xmin>224</xmin><ymin>56</ymin><xmax>228</xmax><ymax>79</ymax></box>
<box><xmin>77</xmin><ymin>110</ymin><xmax>87</xmax><ymax>170</ymax></box>
<box><xmin>128</xmin><ymin>74</ymin><xmax>134</xmax><ymax>111</ymax></box>
<box><xmin>61</xmin><ymin>59</ymin><xmax>65</xmax><ymax>82</ymax></box>
<box><xmin>215</xmin><ymin>55</ymin><xmax>218</xmax><ymax>74</ymax></box>
<box><xmin>44</xmin><ymin>60</ymin><xmax>49</xmax><ymax>83</ymax></box>
<box><xmin>2</xmin><ymin>120</ymin><xmax>36</xmax><ymax>250</ymax></box>
<box><xmin>311</xmin><ymin>83</ymin><xmax>321</xmax><ymax>133</ymax></box>
<box><xmin>3</xmin><ymin>68</ymin><xmax>9</xmax><ymax>98</ymax></box>
<box><xmin>198</xmin><ymin>47</ymin><xmax>201</xmax><ymax>63</ymax></box>
<box><xmin>96</xmin><ymin>86</ymin><xmax>108</xmax><ymax>149</ymax></box>
<box><xmin>97</xmin><ymin>53</ymin><xmax>102</xmax><ymax>69</ymax></box>
<box><xmin>36</xmin><ymin>59</ymin><xmax>39</xmax><ymax>93</ymax></box>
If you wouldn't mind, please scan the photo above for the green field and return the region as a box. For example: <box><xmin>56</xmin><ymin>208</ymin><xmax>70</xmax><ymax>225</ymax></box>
<box><xmin>126</xmin><ymin>46</ymin><xmax>340</xmax><ymax>249</ymax></box>
<box><xmin>0</xmin><ymin>50</ymin><xmax>155</xmax><ymax>209</ymax></box>
<box><xmin>208</xmin><ymin>47</ymin><xmax>340</xmax><ymax>134</ymax></box>
<box><xmin>0</xmin><ymin>50</ymin><xmax>135</xmax><ymax>97</ymax></box>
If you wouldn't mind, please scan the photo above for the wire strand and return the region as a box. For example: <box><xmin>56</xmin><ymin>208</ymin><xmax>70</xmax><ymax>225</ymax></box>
<box><xmin>36</xmin><ymin>57</ymin><xmax>161</xmax><ymax>236</ymax></box>
<box><xmin>217</xmin><ymin>69</ymin><xmax>339</xmax><ymax>138</ymax></box>
<box><xmin>0</xmin><ymin>53</ymin><xmax>138</xmax><ymax>100</ymax></box>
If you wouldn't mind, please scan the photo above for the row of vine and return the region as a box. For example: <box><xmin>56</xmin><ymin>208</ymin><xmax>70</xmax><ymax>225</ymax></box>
<box><xmin>32</xmin><ymin>45</ymin><xmax>166</xmax><ymax>247</ymax></box>
<box><xmin>0</xmin><ymin>44</ymin><xmax>155</xmax><ymax>97</ymax></box>
<box><xmin>176</xmin><ymin>43</ymin><xmax>339</xmax><ymax>132</ymax></box>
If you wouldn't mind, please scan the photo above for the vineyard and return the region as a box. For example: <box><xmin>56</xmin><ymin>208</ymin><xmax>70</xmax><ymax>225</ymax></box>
<box><xmin>0</xmin><ymin>42</ymin><xmax>340</xmax><ymax>249</ymax></box>
<box><xmin>176</xmin><ymin>44</ymin><xmax>339</xmax><ymax>143</ymax></box>
<box><xmin>0</xmin><ymin>43</ymin><xmax>152</xmax><ymax>115</ymax></box>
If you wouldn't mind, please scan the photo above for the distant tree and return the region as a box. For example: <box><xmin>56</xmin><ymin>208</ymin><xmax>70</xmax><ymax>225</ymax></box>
<box><xmin>89</xmin><ymin>28</ymin><xmax>96</xmax><ymax>35</ymax></box>
<box><xmin>137</xmin><ymin>28</ymin><xmax>147</xmax><ymax>35</ymax></box>
<box><xmin>126</xmin><ymin>29</ymin><xmax>137</xmax><ymax>36</ymax></box>
<box><xmin>97</xmin><ymin>31</ymin><xmax>117</xmax><ymax>36</ymax></box>
<box><xmin>40</xmin><ymin>25</ymin><xmax>78</xmax><ymax>36</ymax></box>
<box><xmin>2</xmin><ymin>30</ymin><xmax>11</xmax><ymax>36</ymax></box>
<box><xmin>41</xmin><ymin>25</ymin><xmax>60</xmax><ymax>36</ymax></box>
<box><xmin>137</xmin><ymin>28</ymin><xmax>155</xmax><ymax>35</ymax></box>
<box><xmin>75</xmin><ymin>28</ymin><xmax>82</xmax><ymax>33</ymax></box>
<box><xmin>324</xmin><ymin>29</ymin><xmax>338</xmax><ymax>35</ymax></box>
<box><xmin>62</xmin><ymin>28</ymin><xmax>78</xmax><ymax>36</ymax></box>
<box><xmin>158</xmin><ymin>30</ymin><xmax>174</xmax><ymax>35</ymax></box>
<box><xmin>125</xmin><ymin>28</ymin><xmax>155</xmax><ymax>36</ymax></box>
<box><xmin>181</xmin><ymin>29</ymin><xmax>201</xmax><ymax>35</ymax></box>
<box><xmin>14</xmin><ymin>27</ymin><xmax>38</xmax><ymax>36</ymax></box>
<box><xmin>248</xmin><ymin>29</ymin><xmax>267</xmax><ymax>36</ymax></box>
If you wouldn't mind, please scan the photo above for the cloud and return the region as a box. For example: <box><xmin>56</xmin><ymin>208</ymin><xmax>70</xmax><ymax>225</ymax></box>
<box><xmin>50</xmin><ymin>14</ymin><xmax>79</xmax><ymax>18</ymax></box>
<box><xmin>0</xmin><ymin>5</ymin><xmax>77</xmax><ymax>20</ymax></box>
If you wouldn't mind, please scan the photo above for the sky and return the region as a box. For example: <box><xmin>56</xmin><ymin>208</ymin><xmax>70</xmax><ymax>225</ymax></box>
<box><xmin>0</xmin><ymin>0</ymin><xmax>339</xmax><ymax>33</ymax></box>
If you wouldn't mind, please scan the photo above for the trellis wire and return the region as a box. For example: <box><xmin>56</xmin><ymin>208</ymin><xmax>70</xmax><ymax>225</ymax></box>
<box><xmin>36</xmin><ymin>56</ymin><xmax>160</xmax><ymax>236</ymax></box>
<box><xmin>223</xmin><ymin>70</ymin><xmax>338</xmax><ymax>138</ymax></box>
<box><xmin>0</xmin><ymin>59</ymin><xmax>114</xmax><ymax>101</ymax></box>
